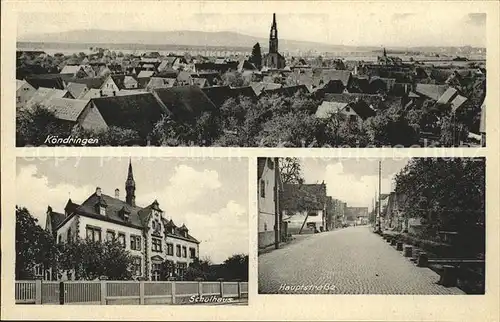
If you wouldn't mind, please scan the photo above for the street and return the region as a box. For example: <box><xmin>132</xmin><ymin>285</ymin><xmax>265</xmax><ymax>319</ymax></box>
<box><xmin>258</xmin><ymin>226</ymin><xmax>464</xmax><ymax>294</ymax></box>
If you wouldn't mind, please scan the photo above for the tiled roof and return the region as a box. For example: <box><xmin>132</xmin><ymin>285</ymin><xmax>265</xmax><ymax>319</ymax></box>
<box><xmin>77</xmin><ymin>192</ymin><xmax>147</xmax><ymax>228</ymax></box>
<box><xmin>250</xmin><ymin>82</ymin><xmax>282</xmax><ymax>96</ymax></box>
<box><xmin>436</xmin><ymin>87</ymin><xmax>458</xmax><ymax>105</ymax></box>
<box><xmin>320</xmin><ymin>70</ymin><xmax>352</xmax><ymax>87</ymax></box>
<box><xmin>137</xmin><ymin>70</ymin><xmax>155</xmax><ymax>79</ymax></box>
<box><xmin>80</xmin><ymin>88</ymin><xmax>101</xmax><ymax>100</ymax></box>
<box><xmin>315</xmin><ymin>101</ymin><xmax>349</xmax><ymax>119</ymax></box>
<box><xmin>69</xmin><ymin>77</ymin><xmax>106</xmax><ymax>89</ymax></box>
<box><xmin>66</xmin><ymin>82</ymin><xmax>88</xmax><ymax>99</ymax></box>
<box><xmin>27</xmin><ymin>87</ymin><xmax>70</xmax><ymax>107</ymax></box>
<box><xmin>451</xmin><ymin>95</ymin><xmax>468</xmax><ymax>112</ymax></box>
<box><xmin>25</xmin><ymin>76</ymin><xmax>66</xmax><ymax>90</ymax></box>
<box><xmin>60</xmin><ymin>65</ymin><xmax>82</xmax><ymax>75</ymax></box>
<box><xmin>201</xmin><ymin>85</ymin><xmax>257</xmax><ymax>108</ymax></box>
<box><xmin>260</xmin><ymin>85</ymin><xmax>309</xmax><ymax>97</ymax></box>
<box><xmin>152</xmin><ymin>86</ymin><xmax>217</xmax><ymax>124</ymax></box>
<box><xmin>147</xmin><ymin>77</ymin><xmax>177</xmax><ymax>90</ymax></box>
<box><xmin>16</xmin><ymin>80</ymin><xmax>27</xmax><ymax>91</ymax></box>
<box><xmin>45</xmin><ymin>97</ymin><xmax>89</xmax><ymax>122</ymax></box>
<box><xmin>281</xmin><ymin>183</ymin><xmax>327</xmax><ymax>211</ymax></box>
<box><xmin>110</xmin><ymin>74</ymin><xmax>126</xmax><ymax>90</ymax></box>
<box><xmin>161</xmin><ymin>217</ymin><xmax>199</xmax><ymax>243</ymax></box>
<box><xmin>415</xmin><ymin>84</ymin><xmax>449</xmax><ymax>101</ymax></box>
<box><xmin>90</xmin><ymin>93</ymin><xmax>165</xmax><ymax>139</ymax></box>
<box><xmin>49</xmin><ymin>211</ymin><xmax>66</xmax><ymax>231</ymax></box>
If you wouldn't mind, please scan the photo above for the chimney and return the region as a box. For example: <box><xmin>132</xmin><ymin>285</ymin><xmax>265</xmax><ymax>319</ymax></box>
<box><xmin>115</xmin><ymin>188</ymin><xmax>120</xmax><ymax>199</ymax></box>
<box><xmin>96</xmin><ymin>187</ymin><xmax>102</xmax><ymax>196</ymax></box>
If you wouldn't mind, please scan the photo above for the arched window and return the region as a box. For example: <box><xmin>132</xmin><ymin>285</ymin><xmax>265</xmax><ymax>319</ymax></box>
<box><xmin>67</xmin><ymin>228</ymin><xmax>72</xmax><ymax>243</ymax></box>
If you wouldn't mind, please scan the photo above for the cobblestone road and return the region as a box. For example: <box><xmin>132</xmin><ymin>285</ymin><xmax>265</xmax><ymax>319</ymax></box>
<box><xmin>258</xmin><ymin>226</ymin><xmax>464</xmax><ymax>294</ymax></box>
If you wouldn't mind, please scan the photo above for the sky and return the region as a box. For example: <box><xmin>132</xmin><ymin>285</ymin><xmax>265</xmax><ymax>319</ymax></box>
<box><xmin>299</xmin><ymin>157</ymin><xmax>410</xmax><ymax>211</ymax></box>
<box><xmin>16</xmin><ymin>157</ymin><xmax>248</xmax><ymax>264</ymax></box>
<box><xmin>14</xmin><ymin>2</ymin><xmax>486</xmax><ymax>47</ymax></box>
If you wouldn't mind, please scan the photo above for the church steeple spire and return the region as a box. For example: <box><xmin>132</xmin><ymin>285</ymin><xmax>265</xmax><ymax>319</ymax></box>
<box><xmin>269</xmin><ymin>13</ymin><xmax>278</xmax><ymax>54</ymax></box>
<box><xmin>125</xmin><ymin>158</ymin><xmax>136</xmax><ymax>207</ymax></box>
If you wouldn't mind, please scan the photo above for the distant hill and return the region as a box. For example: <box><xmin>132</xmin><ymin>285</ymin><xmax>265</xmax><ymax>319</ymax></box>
<box><xmin>18</xmin><ymin>29</ymin><xmax>485</xmax><ymax>55</ymax></box>
<box><xmin>18</xmin><ymin>29</ymin><xmax>377</xmax><ymax>53</ymax></box>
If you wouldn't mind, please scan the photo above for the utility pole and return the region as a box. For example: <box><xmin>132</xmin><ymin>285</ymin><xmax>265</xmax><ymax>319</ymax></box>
<box><xmin>378</xmin><ymin>160</ymin><xmax>382</xmax><ymax>233</ymax></box>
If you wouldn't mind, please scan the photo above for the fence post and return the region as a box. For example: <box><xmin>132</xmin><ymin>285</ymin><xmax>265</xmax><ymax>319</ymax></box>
<box><xmin>237</xmin><ymin>282</ymin><xmax>242</xmax><ymax>299</ymax></box>
<box><xmin>59</xmin><ymin>281</ymin><xmax>65</xmax><ymax>305</ymax></box>
<box><xmin>171</xmin><ymin>281</ymin><xmax>176</xmax><ymax>304</ymax></box>
<box><xmin>218</xmin><ymin>278</ymin><xmax>224</xmax><ymax>298</ymax></box>
<box><xmin>139</xmin><ymin>281</ymin><xmax>145</xmax><ymax>305</ymax></box>
<box><xmin>100</xmin><ymin>280</ymin><xmax>106</xmax><ymax>305</ymax></box>
<box><xmin>196</xmin><ymin>278</ymin><xmax>203</xmax><ymax>297</ymax></box>
<box><xmin>35</xmin><ymin>280</ymin><xmax>42</xmax><ymax>304</ymax></box>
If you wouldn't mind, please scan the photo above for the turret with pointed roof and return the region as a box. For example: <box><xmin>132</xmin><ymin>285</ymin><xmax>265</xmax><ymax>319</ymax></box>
<box><xmin>126</xmin><ymin>159</ymin><xmax>136</xmax><ymax>207</ymax></box>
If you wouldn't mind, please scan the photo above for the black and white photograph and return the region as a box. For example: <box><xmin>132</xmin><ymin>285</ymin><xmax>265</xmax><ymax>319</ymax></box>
<box><xmin>15</xmin><ymin>3</ymin><xmax>486</xmax><ymax>147</ymax></box>
<box><xmin>15</xmin><ymin>157</ymin><xmax>249</xmax><ymax>305</ymax></box>
<box><xmin>258</xmin><ymin>157</ymin><xmax>485</xmax><ymax>294</ymax></box>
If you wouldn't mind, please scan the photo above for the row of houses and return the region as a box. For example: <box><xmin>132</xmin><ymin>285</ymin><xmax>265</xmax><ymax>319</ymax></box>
<box><xmin>257</xmin><ymin>158</ymin><xmax>368</xmax><ymax>249</ymax></box>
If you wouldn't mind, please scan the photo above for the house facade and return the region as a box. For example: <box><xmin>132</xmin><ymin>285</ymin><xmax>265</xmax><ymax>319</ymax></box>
<box><xmin>281</xmin><ymin>183</ymin><xmax>327</xmax><ymax>234</ymax></box>
<box><xmin>257</xmin><ymin>157</ymin><xmax>282</xmax><ymax>249</ymax></box>
<box><xmin>44</xmin><ymin>161</ymin><xmax>199</xmax><ymax>281</ymax></box>
<box><xmin>16</xmin><ymin>80</ymin><xmax>36</xmax><ymax>109</ymax></box>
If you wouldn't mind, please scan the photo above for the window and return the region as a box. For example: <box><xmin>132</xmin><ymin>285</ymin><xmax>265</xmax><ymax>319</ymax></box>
<box><xmin>308</xmin><ymin>212</ymin><xmax>318</xmax><ymax>217</ymax></box>
<box><xmin>117</xmin><ymin>233</ymin><xmax>126</xmax><ymax>248</ymax></box>
<box><xmin>132</xmin><ymin>257</ymin><xmax>141</xmax><ymax>276</ymax></box>
<box><xmin>34</xmin><ymin>265</ymin><xmax>43</xmax><ymax>277</ymax></box>
<box><xmin>177</xmin><ymin>262</ymin><xmax>187</xmax><ymax>280</ymax></box>
<box><xmin>106</xmin><ymin>230</ymin><xmax>115</xmax><ymax>241</ymax></box>
<box><xmin>182</xmin><ymin>246</ymin><xmax>187</xmax><ymax>258</ymax></box>
<box><xmin>86</xmin><ymin>226</ymin><xmax>101</xmax><ymax>242</ymax></box>
<box><xmin>189</xmin><ymin>247</ymin><xmax>196</xmax><ymax>259</ymax></box>
<box><xmin>260</xmin><ymin>180</ymin><xmax>266</xmax><ymax>198</ymax></box>
<box><xmin>151</xmin><ymin>263</ymin><xmax>161</xmax><ymax>281</ymax></box>
<box><xmin>345</xmin><ymin>107</ymin><xmax>351</xmax><ymax>112</ymax></box>
<box><xmin>99</xmin><ymin>206</ymin><xmax>106</xmax><ymax>215</ymax></box>
<box><xmin>130</xmin><ymin>235</ymin><xmax>141</xmax><ymax>251</ymax></box>
<box><xmin>58</xmin><ymin>235</ymin><xmax>62</xmax><ymax>244</ymax></box>
<box><xmin>349</xmin><ymin>115</ymin><xmax>357</xmax><ymax>122</ymax></box>
<box><xmin>152</xmin><ymin>237</ymin><xmax>162</xmax><ymax>252</ymax></box>
<box><xmin>16</xmin><ymin>96</ymin><xmax>21</xmax><ymax>103</ymax></box>
<box><xmin>166</xmin><ymin>243</ymin><xmax>174</xmax><ymax>256</ymax></box>
<box><xmin>67</xmin><ymin>228</ymin><xmax>72</xmax><ymax>243</ymax></box>
<box><xmin>176</xmin><ymin>245</ymin><xmax>181</xmax><ymax>257</ymax></box>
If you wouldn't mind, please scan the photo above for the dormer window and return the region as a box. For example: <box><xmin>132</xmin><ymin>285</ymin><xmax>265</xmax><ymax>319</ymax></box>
<box><xmin>99</xmin><ymin>206</ymin><xmax>106</xmax><ymax>215</ymax></box>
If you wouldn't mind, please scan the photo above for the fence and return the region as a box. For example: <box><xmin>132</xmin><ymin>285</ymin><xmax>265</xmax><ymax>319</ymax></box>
<box><xmin>15</xmin><ymin>280</ymin><xmax>249</xmax><ymax>305</ymax></box>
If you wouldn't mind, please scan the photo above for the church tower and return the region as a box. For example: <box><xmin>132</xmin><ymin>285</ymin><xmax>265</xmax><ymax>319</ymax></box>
<box><xmin>125</xmin><ymin>159</ymin><xmax>136</xmax><ymax>207</ymax></box>
<box><xmin>269</xmin><ymin>13</ymin><xmax>278</xmax><ymax>54</ymax></box>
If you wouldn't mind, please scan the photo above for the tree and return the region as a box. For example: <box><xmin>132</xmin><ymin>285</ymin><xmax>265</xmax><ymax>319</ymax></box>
<box><xmin>16</xmin><ymin>104</ymin><xmax>74</xmax><ymax>146</ymax></box>
<box><xmin>222</xmin><ymin>71</ymin><xmax>247</xmax><ymax>87</ymax></box>
<box><xmin>16</xmin><ymin>206</ymin><xmax>59</xmax><ymax>279</ymax></box>
<box><xmin>250</xmin><ymin>43</ymin><xmax>262</xmax><ymax>70</ymax></box>
<box><xmin>184</xmin><ymin>257</ymin><xmax>214</xmax><ymax>281</ymax></box>
<box><xmin>440</xmin><ymin>114</ymin><xmax>468</xmax><ymax>146</ymax></box>
<box><xmin>257</xmin><ymin>111</ymin><xmax>322</xmax><ymax>147</ymax></box>
<box><xmin>394</xmin><ymin>158</ymin><xmax>485</xmax><ymax>256</ymax></box>
<box><xmin>279</xmin><ymin>158</ymin><xmax>304</xmax><ymax>184</ymax></box>
<box><xmin>220</xmin><ymin>254</ymin><xmax>248</xmax><ymax>281</ymax></box>
<box><xmin>59</xmin><ymin>239</ymin><xmax>135</xmax><ymax>280</ymax></box>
